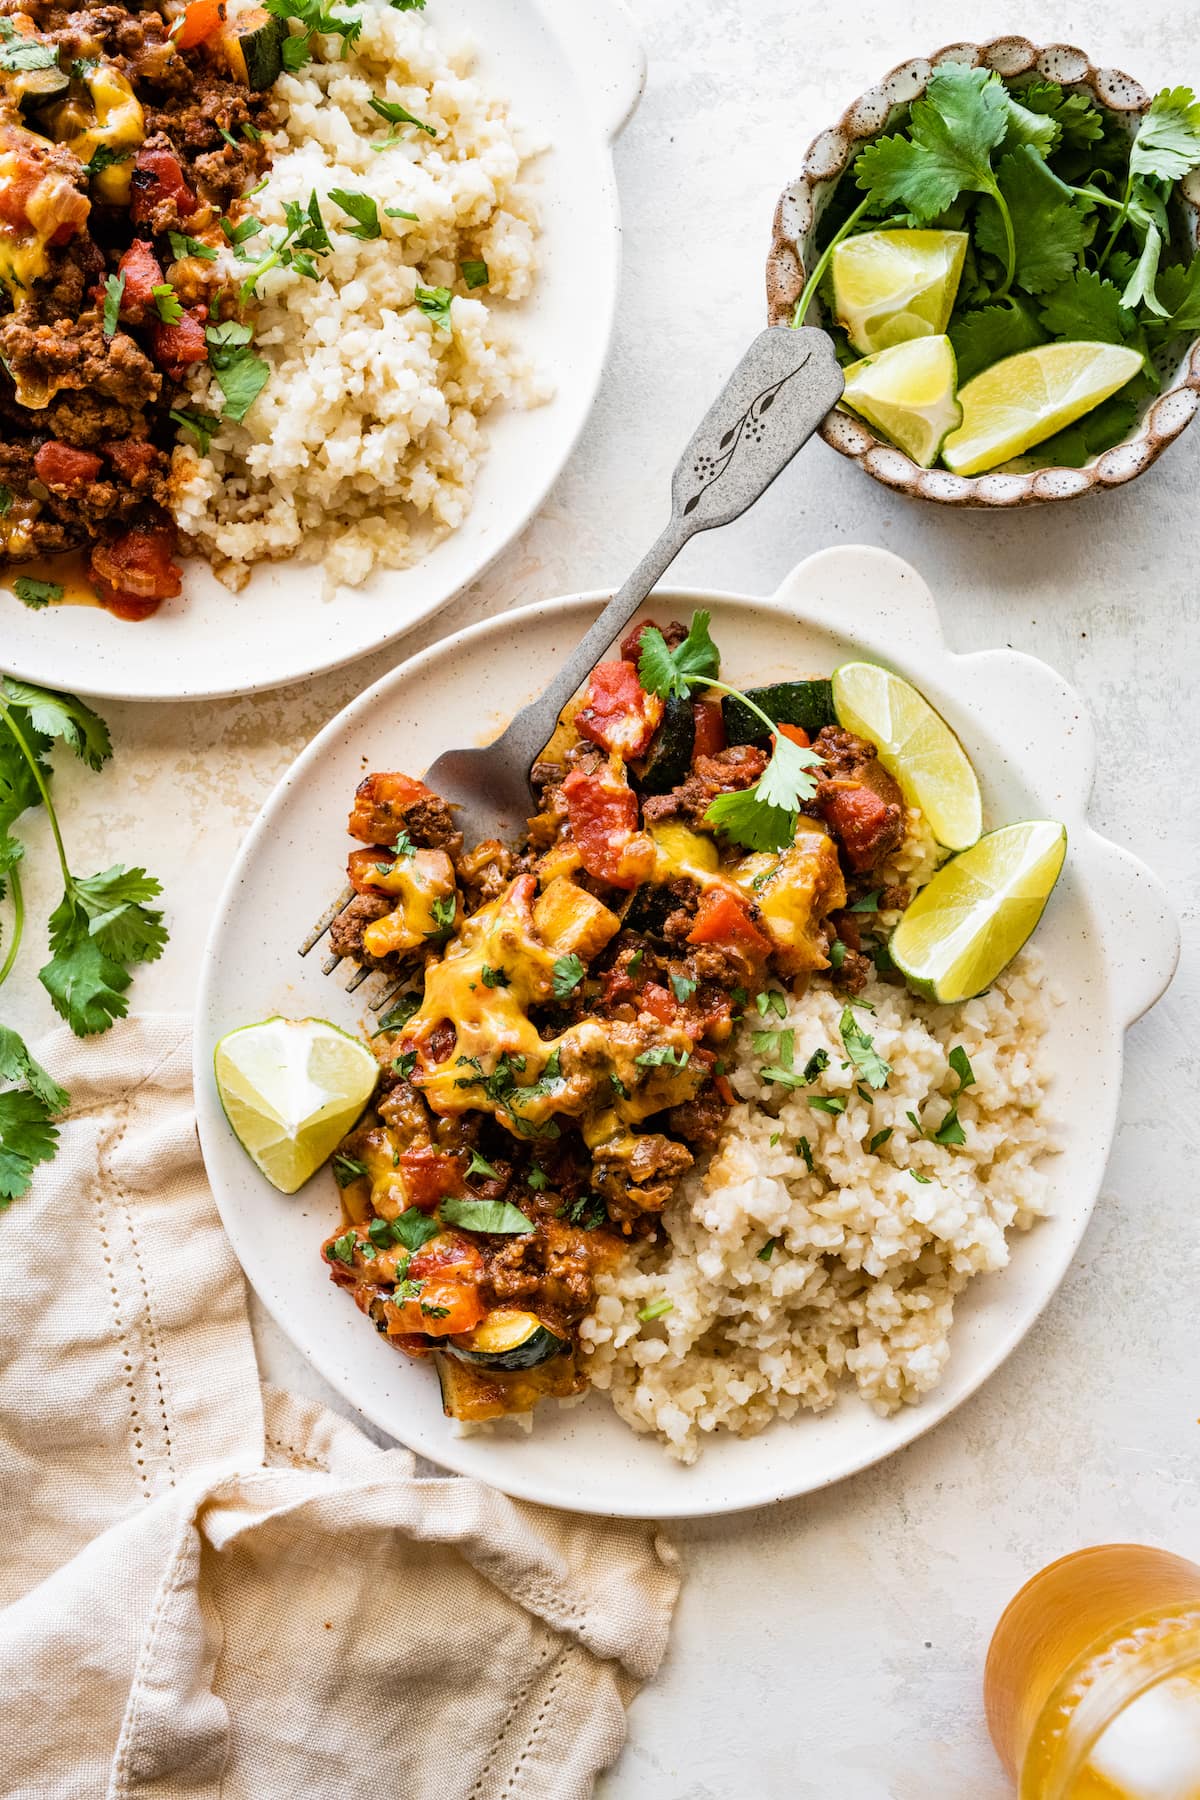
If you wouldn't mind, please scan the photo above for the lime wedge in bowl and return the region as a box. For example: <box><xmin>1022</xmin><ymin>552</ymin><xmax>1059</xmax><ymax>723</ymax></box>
<box><xmin>831</xmin><ymin>661</ymin><xmax>982</xmax><ymax>851</ymax></box>
<box><xmin>890</xmin><ymin>822</ymin><xmax>1067</xmax><ymax>1004</ymax></box>
<box><xmin>831</xmin><ymin>228</ymin><xmax>968</xmax><ymax>356</ymax></box>
<box><xmin>841</xmin><ymin>336</ymin><xmax>962</xmax><ymax>469</ymax></box>
<box><xmin>214</xmin><ymin>1016</ymin><xmax>379</xmax><ymax>1193</ymax></box>
<box><xmin>941</xmin><ymin>341</ymin><xmax>1144</xmax><ymax>476</ymax></box>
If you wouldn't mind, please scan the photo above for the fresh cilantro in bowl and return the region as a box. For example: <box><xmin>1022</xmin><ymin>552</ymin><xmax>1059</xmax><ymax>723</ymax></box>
<box><xmin>794</xmin><ymin>65</ymin><xmax>1200</xmax><ymax>472</ymax></box>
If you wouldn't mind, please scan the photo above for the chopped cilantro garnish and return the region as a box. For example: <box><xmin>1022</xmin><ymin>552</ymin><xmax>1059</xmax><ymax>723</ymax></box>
<box><xmin>331</xmin><ymin>1153</ymin><xmax>367</xmax><ymax>1187</ymax></box>
<box><xmin>481</xmin><ymin>964</ymin><xmax>509</xmax><ymax>989</ymax></box>
<box><xmin>368</xmin><ymin>94</ymin><xmax>436</xmax><ymax>139</ymax></box>
<box><xmin>460</xmin><ymin>257</ymin><xmax>489</xmax><ymax>288</ymax></box>
<box><xmin>13</xmin><ymin>578</ymin><xmax>63</xmax><ymax>610</ymax></box>
<box><xmin>526</xmin><ymin>1167</ymin><xmax>548</xmax><ymax>1191</ymax></box>
<box><xmin>439</xmin><ymin>1196</ymin><xmax>533</xmax><ymax>1234</ymax></box>
<box><xmin>372</xmin><ymin>993</ymin><xmax>419</xmax><ymax>1034</ymax></box>
<box><xmin>466</xmin><ymin>1149</ymin><xmax>500</xmax><ymax>1180</ymax></box>
<box><xmin>637</xmin><ymin>1297</ymin><xmax>674</xmax><ymax>1322</ymax></box>
<box><xmin>949</xmin><ymin>1045</ymin><xmax>976</xmax><ymax>1089</ymax></box>
<box><xmin>670</xmin><ymin>973</ymin><xmax>697</xmax><ymax>1003</ymax></box>
<box><xmin>635</xmin><ymin>1045</ymin><xmax>690</xmax><ymax>1069</ymax></box>
<box><xmin>102</xmin><ymin>271</ymin><xmax>124</xmax><ymax>340</ymax></box>
<box><xmin>796</xmin><ymin>1136</ymin><xmax>814</xmax><ymax>1171</ymax></box>
<box><xmin>168</xmin><ymin>231</ymin><xmax>218</xmax><ymax>262</ymax></box>
<box><xmin>415</xmin><ymin>283</ymin><xmax>454</xmax><ymax>333</ymax></box>
<box><xmin>151</xmin><ymin>283</ymin><xmax>183</xmax><ymax>325</ymax></box>
<box><xmin>392</xmin><ymin>1050</ymin><xmax>418</xmax><ymax>1080</ymax></box>
<box><xmin>801</xmin><ymin>1047</ymin><xmax>829</xmax><ymax>1083</ymax></box>
<box><xmin>839</xmin><ymin>1006</ymin><xmax>890</xmax><ymax>1090</ymax></box>
<box><xmin>808</xmin><ymin>1095</ymin><xmax>847</xmax><ymax>1115</ymax></box>
<box><xmin>329</xmin><ymin>188</ymin><xmax>382</xmax><ymax>240</ymax></box>
<box><xmin>868</xmin><ymin>1128</ymin><xmax>894</xmax><ymax>1154</ymax></box>
<box><xmin>205</xmin><ymin>320</ymin><xmax>270</xmax><ymax>423</ymax></box>
<box><xmin>757</xmin><ymin>1237</ymin><xmax>778</xmax><ymax>1262</ymax></box>
<box><xmin>552</xmin><ymin>952</ymin><xmax>585</xmax><ymax>999</ymax></box>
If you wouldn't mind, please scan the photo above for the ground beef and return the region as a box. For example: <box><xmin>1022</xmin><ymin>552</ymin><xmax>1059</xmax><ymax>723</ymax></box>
<box><xmin>810</xmin><ymin>726</ymin><xmax>905</xmax><ymax>872</ymax></box>
<box><xmin>403</xmin><ymin>795</ymin><xmax>463</xmax><ymax>855</ymax></box>
<box><xmin>666</xmin><ymin>1081</ymin><xmax>728</xmax><ymax>1148</ymax></box>
<box><xmin>642</xmin><ymin>745</ymin><xmax>769</xmax><ymax>826</ymax></box>
<box><xmin>591</xmin><ymin>1131</ymin><xmax>694</xmax><ymax>1220</ymax></box>
<box><xmin>328</xmin><ymin>893</ymin><xmax>393</xmax><ymax>965</ymax></box>
<box><xmin>484</xmin><ymin>1219</ymin><xmax>600</xmax><ymax>1324</ymax></box>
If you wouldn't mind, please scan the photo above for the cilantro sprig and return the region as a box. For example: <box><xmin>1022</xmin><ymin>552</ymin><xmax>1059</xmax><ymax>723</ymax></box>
<box><xmin>638</xmin><ymin>611</ymin><xmax>825</xmax><ymax>851</ymax></box>
<box><xmin>0</xmin><ymin>680</ymin><xmax>168</xmax><ymax>1204</ymax></box>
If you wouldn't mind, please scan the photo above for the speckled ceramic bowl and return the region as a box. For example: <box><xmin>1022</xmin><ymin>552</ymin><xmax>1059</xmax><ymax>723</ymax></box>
<box><xmin>766</xmin><ymin>38</ymin><xmax>1200</xmax><ymax>506</ymax></box>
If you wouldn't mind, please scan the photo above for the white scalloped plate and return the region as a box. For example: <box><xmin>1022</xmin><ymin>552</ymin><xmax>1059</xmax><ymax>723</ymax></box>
<box><xmin>194</xmin><ymin>546</ymin><xmax>1179</xmax><ymax>1517</ymax></box>
<box><xmin>0</xmin><ymin>0</ymin><xmax>644</xmax><ymax>702</ymax></box>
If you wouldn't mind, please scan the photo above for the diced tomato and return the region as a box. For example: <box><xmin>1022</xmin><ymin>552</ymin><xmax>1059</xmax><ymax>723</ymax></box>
<box><xmin>575</xmin><ymin>660</ymin><xmax>664</xmax><ymax>760</ymax></box>
<box><xmin>562</xmin><ymin>762</ymin><xmax>652</xmax><ymax>889</ymax></box>
<box><xmin>820</xmin><ymin>784</ymin><xmax>896</xmax><ymax>873</ymax></box>
<box><xmin>170</xmin><ymin>0</ymin><xmax>225</xmax><ymax>48</ymax></box>
<box><xmin>129</xmin><ymin>148</ymin><xmax>196</xmax><ymax>226</ymax></box>
<box><xmin>687</xmin><ymin>886</ymin><xmax>773</xmax><ymax>958</ymax></box>
<box><xmin>396</xmin><ymin>1149</ymin><xmax>461</xmax><ymax>1211</ymax></box>
<box><xmin>88</xmin><ymin>526</ymin><xmax>182</xmax><ymax>621</ymax></box>
<box><xmin>103</xmin><ymin>439</ymin><xmax>158</xmax><ymax>483</ymax></box>
<box><xmin>115</xmin><ymin>240</ymin><xmax>164</xmax><ymax>323</ymax></box>
<box><xmin>776</xmin><ymin>722</ymin><xmax>810</xmax><ymax>749</ymax></box>
<box><xmin>691</xmin><ymin>700</ymin><xmax>725</xmax><ymax>759</ymax></box>
<box><xmin>640</xmin><ymin>982</ymin><xmax>682</xmax><ymax>1027</ymax></box>
<box><xmin>618</xmin><ymin>618</ymin><xmax>664</xmax><ymax>663</ymax></box>
<box><xmin>346</xmin><ymin>846</ymin><xmax>394</xmax><ymax>894</ymax></box>
<box><xmin>348</xmin><ymin>770</ymin><xmax>432</xmax><ymax>843</ymax></box>
<box><xmin>34</xmin><ymin>441</ymin><xmax>102</xmax><ymax>487</ymax></box>
<box><xmin>386</xmin><ymin>1231</ymin><xmax>486</xmax><ymax>1337</ymax></box>
<box><xmin>149</xmin><ymin>305</ymin><xmax>207</xmax><ymax>378</ymax></box>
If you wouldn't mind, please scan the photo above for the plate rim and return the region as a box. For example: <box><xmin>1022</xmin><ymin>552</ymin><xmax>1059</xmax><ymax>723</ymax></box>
<box><xmin>194</xmin><ymin>550</ymin><xmax>1179</xmax><ymax>1516</ymax></box>
<box><xmin>0</xmin><ymin>0</ymin><xmax>636</xmax><ymax>704</ymax></box>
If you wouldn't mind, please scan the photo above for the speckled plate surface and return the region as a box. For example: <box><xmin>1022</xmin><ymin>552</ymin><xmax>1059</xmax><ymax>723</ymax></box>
<box><xmin>194</xmin><ymin>546</ymin><xmax>1179</xmax><ymax>1517</ymax></box>
<box><xmin>0</xmin><ymin>0</ymin><xmax>644</xmax><ymax>701</ymax></box>
<box><xmin>766</xmin><ymin>38</ymin><xmax>1200</xmax><ymax>507</ymax></box>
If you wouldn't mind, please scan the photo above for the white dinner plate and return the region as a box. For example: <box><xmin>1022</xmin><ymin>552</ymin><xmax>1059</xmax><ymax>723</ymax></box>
<box><xmin>194</xmin><ymin>546</ymin><xmax>1179</xmax><ymax>1518</ymax></box>
<box><xmin>0</xmin><ymin>0</ymin><xmax>643</xmax><ymax>702</ymax></box>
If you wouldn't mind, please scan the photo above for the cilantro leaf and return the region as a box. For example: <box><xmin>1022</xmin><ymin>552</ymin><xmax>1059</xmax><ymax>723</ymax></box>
<box><xmin>855</xmin><ymin>64</ymin><xmax>1010</xmax><ymax>223</ymax></box>
<box><xmin>168</xmin><ymin>231</ymin><xmax>218</xmax><ymax>262</ymax></box>
<box><xmin>1002</xmin><ymin>92</ymin><xmax>1059</xmax><ymax>156</ymax></box>
<box><xmin>368</xmin><ymin>95</ymin><xmax>436</xmax><ymax>138</ymax></box>
<box><xmin>331</xmin><ymin>1152</ymin><xmax>367</xmax><ymax>1186</ymax></box>
<box><xmin>551</xmin><ymin>952</ymin><xmax>585</xmax><ymax>999</ymax></box>
<box><xmin>0</xmin><ymin>1089</ymin><xmax>60</xmax><ymax>1204</ymax></box>
<box><xmin>0</xmin><ymin>1024</ymin><xmax>69</xmax><ymax>1113</ymax></box>
<box><xmin>439</xmin><ymin>1196</ymin><xmax>534</xmax><ymax>1234</ymax></box>
<box><xmin>703</xmin><ymin>786</ymin><xmax>794</xmax><ymax>853</ymax></box>
<box><xmin>637</xmin><ymin>610</ymin><xmax>720</xmax><ymax>700</ymax></box>
<box><xmin>839</xmin><ymin>1006</ymin><xmax>890</xmax><ymax>1089</ymax></box>
<box><xmin>949</xmin><ymin>1045</ymin><xmax>976</xmax><ymax>1089</ymax></box>
<box><xmin>152</xmin><ymin>282</ymin><xmax>183</xmax><ymax>325</ymax></box>
<box><xmin>1038</xmin><ymin>268</ymin><xmax>1136</xmax><ymax>345</ymax></box>
<box><xmin>950</xmin><ymin>297</ymin><xmax>1046</xmax><ymax>383</ymax></box>
<box><xmin>466</xmin><ymin>1149</ymin><xmax>500</xmax><ymax>1179</ymax></box>
<box><xmin>170</xmin><ymin>407</ymin><xmax>220</xmax><ymax>454</ymax></box>
<box><xmin>414</xmin><ymin>283</ymin><xmax>453</xmax><ymax>332</ymax></box>
<box><xmin>0</xmin><ymin>38</ymin><xmax>58</xmax><ymax>70</ymax></box>
<box><xmin>460</xmin><ymin>257</ymin><xmax>489</xmax><ymax>289</ymax></box>
<box><xmin>329</xmin><ymin>188</ymin><xmax>381</xmax><ymax>239</ymax></box>
<box><xmin>1129</xmin><ymin>86</ymin><xmax>1200</xmax><ymax>183</ymax></box>
<box><xmin>39</xmin><ymin>866</ymin><xmax>167</xmax><ymax>1034</ymax></box>
<box><xmin>205</xmin><ymin>320</ymin><xmax>270</xmax><ymax>422</ymax></box>
<box><xmin>1155</xmin><ymin>254</ymin><xmax>1200</xmax><ymax>332</ymax></box>
<box><xmin>1119</xmin><ymin>180</ymin><xmax>1171</xmax><ymax>316</ymax></box>
<box><xmin>1</xmin><ymin>679</ymin><xmax>110</xmax><ymax>770</ymax></box>
<box><xmin>975</xmin><ymin>146</ymin><xmax>1091</xmax><ymax>295</ymax></box>
<box><xmin>102</xmin><ymin>271</ymin><xmax>124</xmax><ymax>340</ymax></box>
<box><xmin>83</xmin><ymin>144</ymin><xmax>131</xmax><ymax>180</ymax></box>
<box><xmin>13</xmin><ymin>577</ymin><xmax>62</xmax><ymax>610</ymax></box>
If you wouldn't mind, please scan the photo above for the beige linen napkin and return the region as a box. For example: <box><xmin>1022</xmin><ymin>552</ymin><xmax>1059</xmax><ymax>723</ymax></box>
<box><xmin>0</xmin><ymin>1017</ymin><xmax>678</xmax><ymax>1800</ymax></box>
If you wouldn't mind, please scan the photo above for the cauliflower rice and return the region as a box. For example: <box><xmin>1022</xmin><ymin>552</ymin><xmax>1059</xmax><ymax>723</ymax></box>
<box><xmin>581</xmin><ymin>921</ymin><xmax>1057</xmax><ymax>1465</ymax></box>
<box><xmin>173</xmin><ymin>3</ymin><xmax>544</xmax><ymax>590</ymax></box>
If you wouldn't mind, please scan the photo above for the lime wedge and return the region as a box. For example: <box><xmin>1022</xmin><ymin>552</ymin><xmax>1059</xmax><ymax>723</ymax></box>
<box><xmin>832</xmin><ymin>228</ymin><xmax>968</xmax><ymax>356</ymax></box>
<box><xmin>842</xmin><ymin>336</ymin><xmax>962</xmax><ymax>469</ymax></box>
<box><xmin>890</xmin><ymin>822</ymin><xmax>1067</xmax><ymax>1003</ymax></box>
<box><xmin>214</xmin><ymin>1016</ymin><xmax>378</xmax><ymax>1193</ymax></box>
<box><xmin>941</xmin><ymin>342</ymin><xmax>1143</xmax><ymax>476</ymax></box>
<box><xmin>831</xmin><ymin>661</ymin><xmax>982</xmax><ymax>851</ymax></box>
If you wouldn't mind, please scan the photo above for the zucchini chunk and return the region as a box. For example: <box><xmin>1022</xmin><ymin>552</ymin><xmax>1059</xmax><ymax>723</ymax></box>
<box><xmin>447</xmin><ymin>1308</ymin><xmax>567</xmax><ymax>1371</ymax></box>
<box><xmin>722</xmin><ymin>680</ymin><xmax>836</xmax><ymax>745</ymax></box>
<box><xmin>220</xmin><ymin>8</ymin><xmax>284</xmax><ymax>88</ymax></box>
<box><xmin>633</xmin><ymin>694</ymin><xmax>695</xmax><ymax>796</ymax></box>
<box><xmin>14</xmin><ymin>65</ymin><xmax>70</xmax><ymax>119</ymax></box>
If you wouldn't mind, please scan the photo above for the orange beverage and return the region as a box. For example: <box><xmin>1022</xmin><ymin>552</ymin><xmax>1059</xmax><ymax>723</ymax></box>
<box><xmin>985</xmin><ymin>1545</ymin><xmax>1200</xmax><ymax>1798</ymax></box>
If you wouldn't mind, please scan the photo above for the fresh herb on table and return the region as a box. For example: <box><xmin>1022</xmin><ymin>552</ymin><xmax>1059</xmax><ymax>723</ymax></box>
<box><xmin>638</xmin><ymin>612</ymin><xmax>825</xmax><ymax>850</ymax></box>
<box><xmin>368</xmin><ymin>94</ymin><xmax>436</xmax><ymax>141</ymax></box>
<box><xmin>796</xmin><ymin>66</ymin><xmax>1200</xmax><ymax>466</ymax></box>
<box><xmin>0</xmin><ymin>681</ymin><xmax>167</xmax><ymax>1205</ymax></box>
<box><xmin>12</xmin><ymin>579</ymin><xmax>62</xmax><ymax>610</ymax></box>
<box><xmin>205</xmin><ymin>320</ymin><xmax>271</xmax><ymax>422</ymax></box>
<box><xmin>552</xmin><ymin>952</ymin><xmax>585</xmax><ymax>999</ymax></box>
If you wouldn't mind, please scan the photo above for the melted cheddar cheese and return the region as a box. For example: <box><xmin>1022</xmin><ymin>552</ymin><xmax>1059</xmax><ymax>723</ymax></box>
<box><xmin>44</xmin><ymin>65</ymin><xmax>144</xmax><ymax>204</ymax></box>
<box><xmin>361</xmin><ymin>848</ymin><xmax>458</xmax><ymax>959</ymax></box>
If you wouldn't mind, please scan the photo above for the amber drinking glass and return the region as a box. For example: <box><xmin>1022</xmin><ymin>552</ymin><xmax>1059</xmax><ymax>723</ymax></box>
<box><xmin>985</xmin><ymin>1545</ymin><xmax>1200</xmax><ymax>1798</ymax></box>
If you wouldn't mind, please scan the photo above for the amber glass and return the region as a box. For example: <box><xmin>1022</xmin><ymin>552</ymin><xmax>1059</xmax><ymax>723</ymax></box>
<box><xmin>985</xmin><ymin>1544</ymin><xmax>1200</xmax><ymax>1798</ymax></box>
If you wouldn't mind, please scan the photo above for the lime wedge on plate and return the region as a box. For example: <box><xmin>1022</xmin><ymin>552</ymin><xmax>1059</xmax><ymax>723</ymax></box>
<box><xmin>842</xmin><ymin>336</ymin><xmax>962</xmax><ymax>469</ymax></box>
<box><xmin>831</xmin><ymin>662</ymin><xmax>982</xmax><ymax>851</ymax></box>
<box><xmin>832</xmin><ymin>228</ymin><xmax>968</xmax><ymax>356</ymax></box>
<box><xmin>941</xmin><ymin>341</ymin><xmax>1143</xmax><ymax>476</ymax></box>
<box><xmin>214</xmin><ymin>1016</ymin><xmax>378</xmax><ymax>1193</ymax></box>
<box><xmin>890</xmin><ymin>822</ymin><xmax>1067</xmax><ymax>1003</ymax></box>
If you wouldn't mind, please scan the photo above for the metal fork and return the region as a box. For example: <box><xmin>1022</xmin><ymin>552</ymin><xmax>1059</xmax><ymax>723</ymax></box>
<box><xmin>301</xmin><ymin>325</ymin><xmax>845</xmax><ymax>1001</ymax></box>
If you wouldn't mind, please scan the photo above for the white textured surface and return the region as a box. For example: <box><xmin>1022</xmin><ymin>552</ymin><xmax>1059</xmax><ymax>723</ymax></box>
<box><xmin>3</xmin><ymin>1</ymin><xmax>1199</xmax><ymax>1794</ymax></box>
